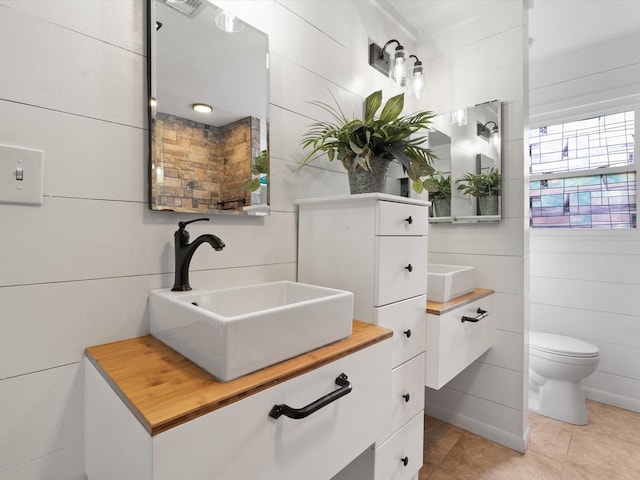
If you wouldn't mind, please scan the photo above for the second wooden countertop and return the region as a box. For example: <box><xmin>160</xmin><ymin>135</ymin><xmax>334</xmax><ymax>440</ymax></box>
<box><xmin>85</xmin><ymin>320</ymin><xmax>392</xmax><ymax>436</ymax></box>
<box><xmin>426</xmin><ymin>288</ymin><xmax>494</xmax><ymax>315</ymax></box>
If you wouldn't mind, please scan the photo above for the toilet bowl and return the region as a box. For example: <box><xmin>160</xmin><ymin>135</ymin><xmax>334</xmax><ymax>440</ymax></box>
<box><xmin>528</xmin><ymin>331</ymin><xmax>600</xmax><ymax>425</ymax></box>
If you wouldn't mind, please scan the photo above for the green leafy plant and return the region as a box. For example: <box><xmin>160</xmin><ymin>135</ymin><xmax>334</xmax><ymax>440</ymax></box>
<box><xmin>424</xmin><ymin>172</ymin><xmax>451</xmax><ymax>200</ymax></box>
<box><xmin>456</xmin><ymin>167</ymin><xmax>501</xmax><ymax>197</ymax></box>
<box><xmin>241</xmin><ymin>149</ymin><xmax>269</xmax><ymax>192</ymax></box>
<box><xmin>297</xmin><ymin>90</ymin><xmax>437</xmax><ymax>193</ymax></box>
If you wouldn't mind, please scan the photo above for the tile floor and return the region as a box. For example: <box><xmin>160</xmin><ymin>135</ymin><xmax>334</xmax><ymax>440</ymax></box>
<box><xmin>420</xmin><ymin>400</ymin><xmax>640</xmax><ymax>479</ymax></box>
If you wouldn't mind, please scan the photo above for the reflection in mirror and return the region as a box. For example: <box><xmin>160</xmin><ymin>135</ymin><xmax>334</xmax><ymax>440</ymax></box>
<box><xmin>427</xmin><ymin>100</ymin><xmax>501</xmax><ymax>223</ymax></box>
<box><xmin>148</xmin><ymin>0</ymin><xmax>270</xmax><ymax>215</ymax></box>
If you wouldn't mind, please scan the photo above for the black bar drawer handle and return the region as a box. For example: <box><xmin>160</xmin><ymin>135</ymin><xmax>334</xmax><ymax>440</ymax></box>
<box><xmin>401</xmin><ymin>456</ymin><xmax>409</xmax><ymax>467</ymax></box>
<box><xmin>461</xmin><ymin>308</ymin><xmax>489</xmax><ymax>323</ymax></box>
<box><xmin>403</xmin><ymin>329</ymin><xmax>412</xmax><ymax>338</ymax></box>
<box><xmin>269</xmin><ymin>373</ymin><xmax>352</xmax><ymax>420</ymax></box>
<box><xmin>405</xmin><ymin>264</ymin><xmax>413</xmax><ymax>273</ymax></box>
<box><xmin>405</xmin><ymin>216</ymin><xmax>413</xmax><ymax>225</ymax></box>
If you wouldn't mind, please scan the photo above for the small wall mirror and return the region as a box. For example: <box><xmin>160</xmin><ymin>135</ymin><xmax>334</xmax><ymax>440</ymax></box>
<box><xmin>148</xmin><ymin>0</ymin><xmax>270</xmax><ymax>215</ymax></box>
<box><xmin>427</xmin><ymin>100</ymin><xmax>502</xmax><ymax>223</ymax></box>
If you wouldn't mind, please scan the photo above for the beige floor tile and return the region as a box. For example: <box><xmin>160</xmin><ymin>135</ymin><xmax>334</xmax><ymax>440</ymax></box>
<box><xmin>426</xmin><ymin>432</ymin><xmax>563</xmax><ymax>480</ymax></box>
<box><xmin>529</xmin><ymin>412</ymin><xmax>573</xmax><ymax>463</ymax></box>
<box><xmin>575</xmin><ymin>400</ymin><xmax>640</xmax><ymax>446</ymax></box>
<box><xmin>419</xmin><ymin>415</ymin><xmax>465</xmax><ymax>479</ymax></box>
<box><xmin>564</xmin><ymin>429</ymin><xmax>640</xmax><ymax>480</ymax></box>
<box><xmin>422</xmin><ymin>404</ymin><xmax>640</xmax><ymax>480</ymax></box>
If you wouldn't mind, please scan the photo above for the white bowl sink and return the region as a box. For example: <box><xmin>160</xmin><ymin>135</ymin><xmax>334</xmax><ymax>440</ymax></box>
<box><xmin>427</xmin><ymin>264</ymin><xmax>476</xmax><ymax>303</ymax></box>
<box><xmin>149</xmin><ymin>281</ymin><xmax>354</xmax><ymax>382</ymax></box>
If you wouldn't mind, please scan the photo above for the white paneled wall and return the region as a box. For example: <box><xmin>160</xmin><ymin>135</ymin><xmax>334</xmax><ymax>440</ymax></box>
<box><xmin>0</xmin><ymin>1</ymin><xmax>411</xmax><ymax>477</ymax></box>
<box><xmin>419</xmin><ymin>1</ymin><xmax>530</xmax><ymax>452</ymax></box>
<box><xmin>529</xmin><ymin>28</ymin><xmax>640</xmax><ymax>414</ymax></box>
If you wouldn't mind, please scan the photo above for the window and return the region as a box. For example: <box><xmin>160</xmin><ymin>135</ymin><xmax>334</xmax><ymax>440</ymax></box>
<box><xmin>529</xmin><ymin>110</ymin><xmax>637</xmax><ymax>228</ymax></box>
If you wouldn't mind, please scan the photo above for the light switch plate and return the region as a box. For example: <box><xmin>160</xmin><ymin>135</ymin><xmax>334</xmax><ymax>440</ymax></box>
<box><xmin>0</xmin><ymin>144</ymin><xmax>44</xmax><ymax>205</ymax></box>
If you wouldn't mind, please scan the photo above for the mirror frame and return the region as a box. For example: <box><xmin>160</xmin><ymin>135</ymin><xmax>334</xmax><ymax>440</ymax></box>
<box><xmin>427</xmin><ymin>100</ymin><xmax>502</xmax><ymax>224</ymax></box>
<box><xmin>146</xmin><ymin>0</ymin><xmax>270</xmax><ymax>215</ymax></box>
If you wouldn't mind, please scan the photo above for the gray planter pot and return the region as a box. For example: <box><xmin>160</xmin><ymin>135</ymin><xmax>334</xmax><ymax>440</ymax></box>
<box><xmin>478</xmin><ymin>194</ymin><xmax>499</xmax><ymax>215</ymax></box>
<box><xmin>432</xmin><ymin>198</ymin><xmax>451</xmax><ymax>217</ymax></box>
<box><xmin>347</xmin><ymin>157</ymin><xmax>390</xmax><ymax>194</ymax></box>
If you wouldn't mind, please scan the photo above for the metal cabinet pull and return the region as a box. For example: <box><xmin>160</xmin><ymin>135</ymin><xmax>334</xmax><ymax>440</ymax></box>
<box><xmin>461</xmin><ymin>308</ymin><xmax>489</xmax><ymax>323</ymax></box>
<box><xmin>269</xmin><ymin>373</ymin><xmax>352</xmax><ymax>420</ymax></box>
<box><xmin>401</xmin><ymin>456</ymin><xmax>409</xmax><ymax>467</ymax></box>
<box><xmin>402</xmin><ymin>393</ymin><xmax>411</xmax><ymax>403</ymax></box>
<box><xmin>405</xmin><ymin>216</ymin><xmax>413</xmax><ymax>225</ymax></box>
<box><xmin>403</xmin><ymin>329</ymin><xmax>412</xmax><ymax>338</ymax></box>
<box><xmin>405</xmin><ymin>264</ymin><xmax>413</xmax><ymax>273</ymax></box>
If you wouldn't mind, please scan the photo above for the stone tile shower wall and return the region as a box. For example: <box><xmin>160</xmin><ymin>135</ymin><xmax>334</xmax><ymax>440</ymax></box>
<box><xmin>151</xmin><ymin>113</ymin><xmax>254</xmax><ymax>213</ymax></box>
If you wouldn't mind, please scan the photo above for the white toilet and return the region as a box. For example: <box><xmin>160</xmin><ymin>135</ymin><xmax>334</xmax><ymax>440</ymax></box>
<box><xmin>529</xmin><ymin>331</ymin><xmax>600</xmax><ymax>425</ymax></box>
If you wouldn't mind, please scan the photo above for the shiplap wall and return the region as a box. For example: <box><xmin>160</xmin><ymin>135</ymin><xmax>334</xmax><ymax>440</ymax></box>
<box><xmin>529</xmin><ymin>31</ymin><xmax>640</xmax><ymax>413</ymax></box>
<box><xmin>0</xmin><ymin>1</ymin><xmax>412</xmax><ymax>477</ymax></box>
<box><xmin>418</xmin><ymin>1</ymin><xmax>530</xmax><ymax>452</ymax></box>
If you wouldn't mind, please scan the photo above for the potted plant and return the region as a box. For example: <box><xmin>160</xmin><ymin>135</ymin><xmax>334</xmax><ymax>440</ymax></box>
<box><xmin>424</xmin><ymin>172</ymin><xmax>451</xmax><ymax>217</ymax></box>
<box><xmin>456</xmin><ymin>167</ymin><xmax>501</xmax><ymax>215</ymax></box>
<box><xmin>297</xmin><ymin>90</ymin><xmax>437</xmax><ymax>194</ymax></box>
<box><xmin>241</xmin><ymin>149</ymin><xmax>269</xmax><ymax>192</ymax></box>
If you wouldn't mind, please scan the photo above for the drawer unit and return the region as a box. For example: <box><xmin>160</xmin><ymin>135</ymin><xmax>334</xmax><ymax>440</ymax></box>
<box><xmin>86</xmin><ymin>334</ymin><xmax>392</xmax><ymax>480</ymax></box>
<box><xmin>374</xmin><ymin>412</ymin><xmax>424</xmax><ymax>480</ymax></box>
<box><xmin>298</xmin><ymin>193</ymin><xmax>429</xmax><ymax>479</ymax></box>
<box><xmin>426</xmin><ymin>293</ymin><xmax>495</xmax><ymax>390</ymax></box>
<box><xmin>378</xmin><ymin>352</ymin><xmax>425</xmax><ymax>444</ymax></box>
<box><xmin>377</xmin><ymin>200</ymin><xmax>429</xmax><ymax>236</ymax></box>
<box><xmin>375</xmin><ymin>236</ymin><xmax>428</xmax><ymax>306</ymax></box>
<box><xmin>373</xmin><ymin>295</ymin><xmax>426</xmax><ymax>368</ymax></box>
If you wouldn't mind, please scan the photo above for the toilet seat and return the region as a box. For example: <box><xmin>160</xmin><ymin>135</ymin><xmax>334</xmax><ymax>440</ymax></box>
<box><xmin>530</xmin><ymin>331</ymin><xmax>599</xmax><ymax>358</ymax></box>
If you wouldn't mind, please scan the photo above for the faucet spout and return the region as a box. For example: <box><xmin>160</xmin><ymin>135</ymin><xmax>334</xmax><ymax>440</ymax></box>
<box><xmin>171</xmin><ymin>219</ymin><xmax>225</xmax><ymax>291</ymax></box>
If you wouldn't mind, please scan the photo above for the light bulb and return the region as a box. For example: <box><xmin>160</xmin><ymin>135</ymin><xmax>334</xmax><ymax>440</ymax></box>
<box><xmin>411</xmin><ymin>72</ymin><xmax>424</xmax><ymax>98</ymax></box>
<box><xmin>216</xmin><ymin>11</ymin><xmax>244</xmax><ymax>33</ymax></box>
<box><xmin>389</xmin><ymin>46</ymin><xmax>408</xmax><ymax>86</ymax></box>
<box><xmin>490</xmin><ymin>129</ymin><xmax>500</xmax><ymax>149</ymax></box>
<box><xmin>453</xmin><ymin>109</ymin><xmax>468</xmax><ymax>127</ymax></box>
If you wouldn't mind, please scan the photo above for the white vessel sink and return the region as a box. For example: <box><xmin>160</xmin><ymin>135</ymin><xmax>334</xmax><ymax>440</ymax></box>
<box><xmin>149</xmin><ymin>281</ymin><xmax>354</xmax><ymax>382</ymax></box>
<box><xmin>427</xmin><ymin>264</ymin><xmax>475</xmax><ymax>303</ymax></box>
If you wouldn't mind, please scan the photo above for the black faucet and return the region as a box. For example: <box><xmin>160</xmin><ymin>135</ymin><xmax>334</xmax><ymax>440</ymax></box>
<box><xmin>171</xmin><ymin>218</ymin><xmax>225</xmax><ymax>291</ymax></box>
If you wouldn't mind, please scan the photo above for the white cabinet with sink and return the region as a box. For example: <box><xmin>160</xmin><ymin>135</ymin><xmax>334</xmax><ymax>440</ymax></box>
<box><xmin>297</xmin><ymin>193</ymin><xmax>429</xmax><ymax>480</ymax></box>
<box><xmin>425</xmin><ymin>289</ymin><xmax>495</xmax><ymax>390</ymax></box>
<box><xmin>85</xmin><ymin>321</ymin><xmax>392</xmax><ymax>480</ymax></box>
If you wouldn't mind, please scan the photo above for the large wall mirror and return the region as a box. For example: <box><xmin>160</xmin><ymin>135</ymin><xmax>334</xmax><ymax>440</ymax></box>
<box><xmin>427</xmin><ymin>100</ymin><xmax>502</xmax><ymax>223</ymax></box>
<box><xmin>147</xmin><ymin>0</ymin><xmax>270</xmax><ymax>215</ymax></box>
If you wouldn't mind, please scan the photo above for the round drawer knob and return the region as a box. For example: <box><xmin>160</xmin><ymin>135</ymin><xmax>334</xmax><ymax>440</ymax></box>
<box><xmin>403</xmin><ymin>329</ymin><xmax>412</xmax><ymax>338</ymax></box>
<box><xmin>402</xmin><ymin>393</ymin><xmax>410</xmax><ymax>403</ymax></box>
<box><xmin>405</xmin><ymin>216</ymin><xmax>413</xmax><ymax>225</ymax></box>
<box><xmin>405</xmin><ymin>264</ymin><xmax>413</xmax><ymax>273</ymax></box>
<box><xmin>401</xmin><ymin>456</ymin><xmax>409</xmax><ymax>467</ymax></box>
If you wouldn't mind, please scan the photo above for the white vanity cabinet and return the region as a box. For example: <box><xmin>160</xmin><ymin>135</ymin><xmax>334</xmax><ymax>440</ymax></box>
<box><xmin>425</xmin><ymin>289</ymin><xmax>495</xmax><ymax>390</ymax></box>
<box><xmin>85</xmin><ymin>322</ymin><xmax>392</xmax><ymax>480</ymax></box>
<box><xmin>297</xmin><ymin>193</ymin><xmax>429</xmax><ymax>480</ymax></box>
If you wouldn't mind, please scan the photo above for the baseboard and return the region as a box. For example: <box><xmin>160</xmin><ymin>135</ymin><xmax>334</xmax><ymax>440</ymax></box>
<box><xmin>585</xmin><ymin>387</ymin><xmax>640</xmax><ymax>413</ymax></box>
<box><xmin>425</xmin><ymin>403</ymin><xmax>528</xmax><ymax>453</ymax></box>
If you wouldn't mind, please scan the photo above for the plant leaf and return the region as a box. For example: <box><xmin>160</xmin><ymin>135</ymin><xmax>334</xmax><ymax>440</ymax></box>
<box><xmin>241</xmin><ymin>177</ymin><xmax>261</xmax><ymax>192</ymax></box>
<box><xmin>364</xmin><ymin>90</ymin><xmax>382</xmax><ymax>122</ymax></box>
<box><xmin>379</xmin><ymin>93</ymin><xmax>404</xmax><ymax>124</ymax></box>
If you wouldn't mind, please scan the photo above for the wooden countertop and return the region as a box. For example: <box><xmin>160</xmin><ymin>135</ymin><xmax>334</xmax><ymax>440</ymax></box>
<box><xmin>85</xmin><ymin>320</ymin><xmax>392</xmax><ymax>436</ymax></box>
<box><xmin>427</xmin><ymin>288</ymin><xmax>494</xmax><ymax>315</ymax></box>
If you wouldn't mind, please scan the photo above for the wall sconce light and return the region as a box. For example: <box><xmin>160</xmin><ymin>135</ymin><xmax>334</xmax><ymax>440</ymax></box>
<box><xmin>369</xmin><ymin>39</ymin><xmax>424</xmax><ymax>96</ymax></box>
<box><xmin>477</xmin><ymin>121</ymin><xmax>500</xmax><ymax>148</ymax></box>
